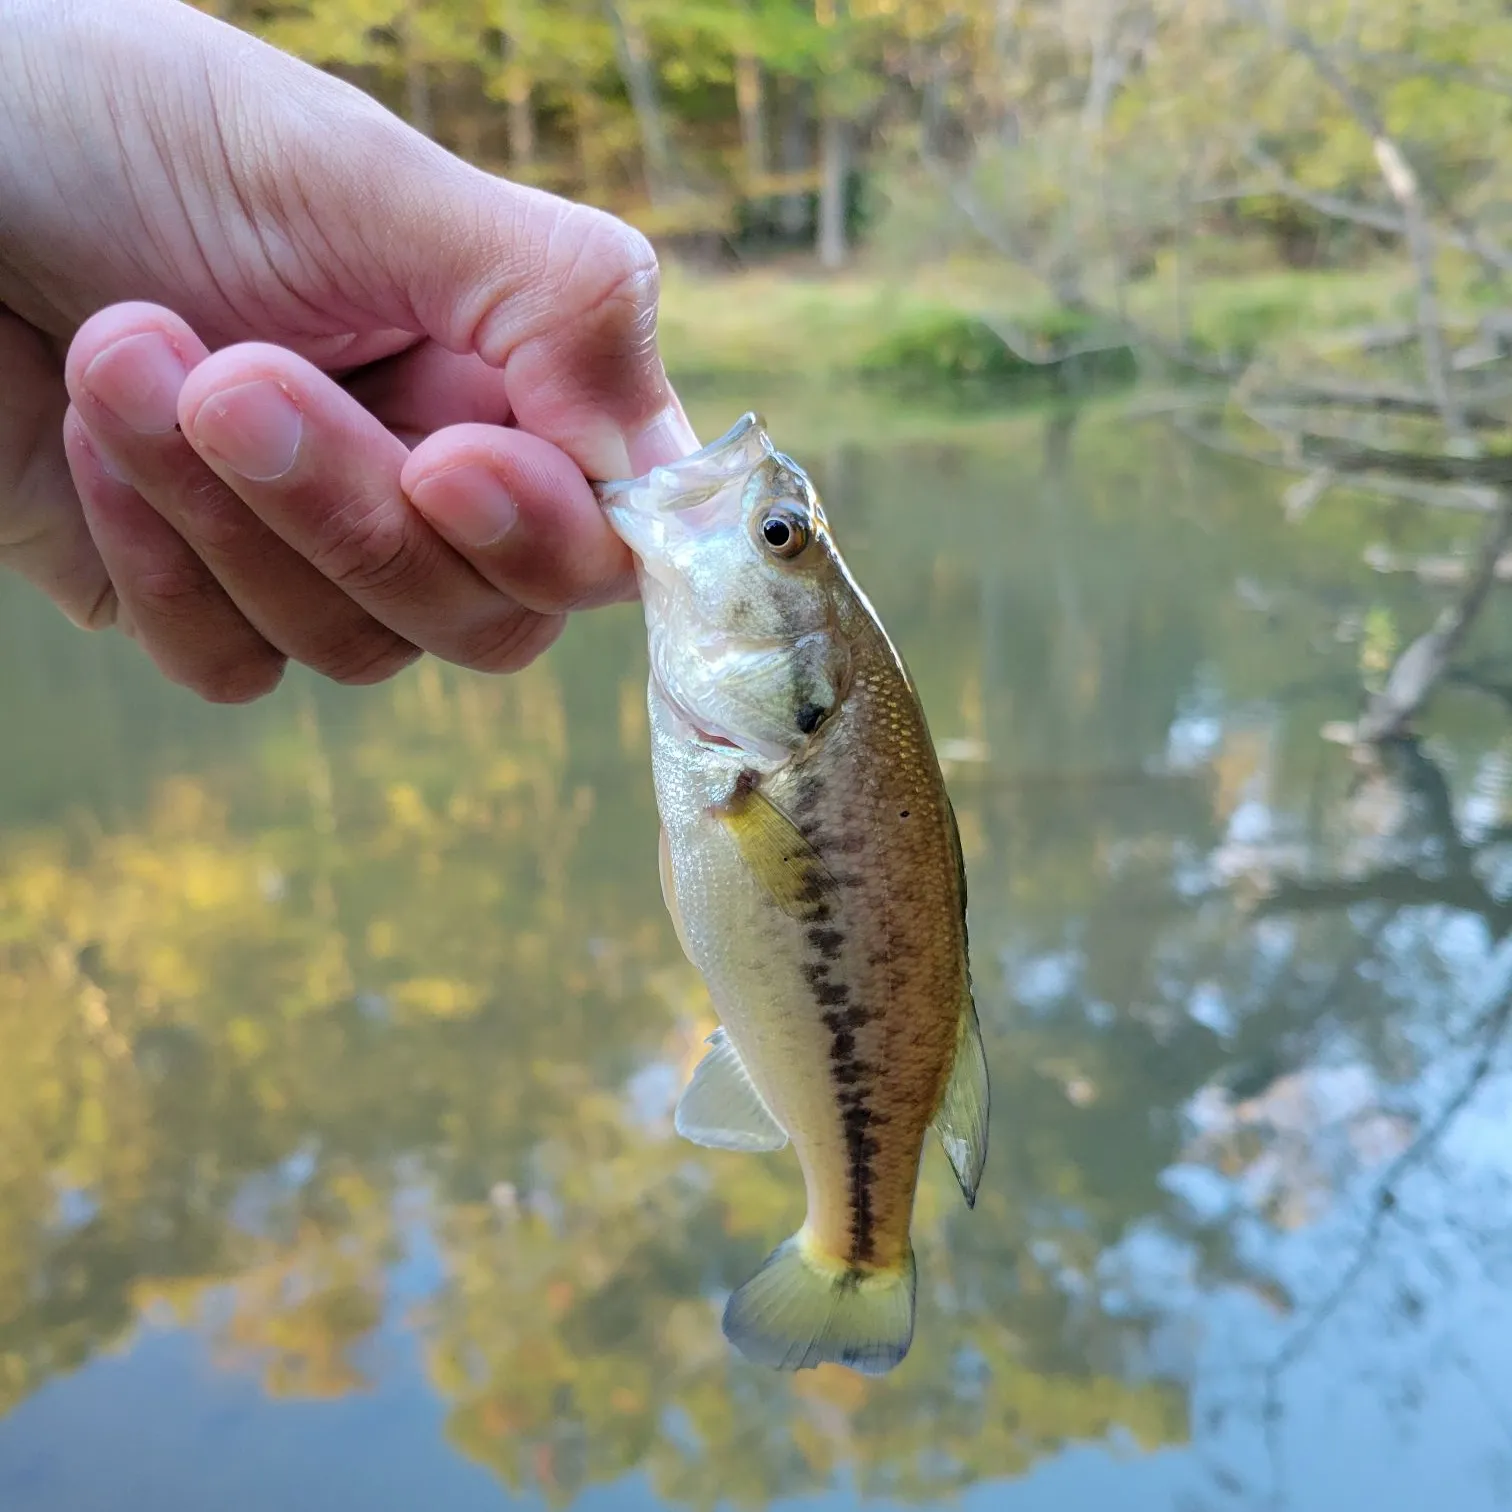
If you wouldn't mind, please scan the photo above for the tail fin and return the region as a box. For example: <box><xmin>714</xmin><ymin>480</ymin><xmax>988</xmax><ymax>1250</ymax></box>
<box><xmin>722</xmin><ymin>1233</ymin><xmax>916</xmax><ymax>1376</ymax></box>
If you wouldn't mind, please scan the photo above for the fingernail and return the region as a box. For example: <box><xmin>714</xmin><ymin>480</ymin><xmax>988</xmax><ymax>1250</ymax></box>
<box><xmin>83</xmin><ymin>331</ymin><xmax>189</xmax><ymax>435</ymax></box>
<box><xmin>627</xmin><ymin>403</ymin><xmax>700</xmax><ymax>473</ymax></box>
<box><xmin>191</xmin><ymin>380</ymin><xmax>303</xmax><ymax>481</ymax></box>
<box><xmin>408</xmin><ymin>463</ymin><xmax>519</xmax><ymax>549</ymax></box>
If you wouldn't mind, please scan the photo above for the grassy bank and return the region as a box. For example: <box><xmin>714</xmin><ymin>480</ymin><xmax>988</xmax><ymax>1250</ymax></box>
<box><xmin>657</xmin><ymin>256</ymin><xmax>1420</xmax><ymax>395</ymax></box>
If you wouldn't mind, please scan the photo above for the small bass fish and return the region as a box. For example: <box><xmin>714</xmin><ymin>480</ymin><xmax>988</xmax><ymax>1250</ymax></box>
<box><xmin>597</xmin><ymin>414</ymin><xmax>988</xmax><ymax>1375</ymax></box>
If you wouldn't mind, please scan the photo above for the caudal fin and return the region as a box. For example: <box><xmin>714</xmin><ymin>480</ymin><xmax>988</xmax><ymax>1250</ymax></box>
<box><xmin>722</xmin><ymin>1233</ymin><xmax>916</xmax><ymax>1375</ymax></box>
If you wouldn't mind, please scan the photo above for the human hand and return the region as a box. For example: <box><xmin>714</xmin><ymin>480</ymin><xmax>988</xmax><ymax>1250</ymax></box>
<box><xmin>0</xmin><ymin>0</ymin><xmax>696</xmax><ymax>701</ymax></box>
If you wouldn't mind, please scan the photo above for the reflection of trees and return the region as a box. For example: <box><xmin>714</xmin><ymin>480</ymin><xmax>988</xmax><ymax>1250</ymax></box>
<box><xmin>1190</xmin><ymin>733</ymin><xmax>1512</xmax><ymax>1501</ymax></box>
<box><xmin>9</xmin><ymin>410</ymin><xmax>1501</xmax><ymax>1506</ymax></box>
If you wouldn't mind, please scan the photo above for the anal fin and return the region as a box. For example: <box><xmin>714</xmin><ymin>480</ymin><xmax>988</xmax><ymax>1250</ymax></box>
<box><xmin>933</xmin><ymin>1000</ymin><xmax>989</xmax><ymax>1206</ymax></box>
<box><xmin>676</xmin><ymin>1027</ymin><xmax>788</xmax><ymax>1152</ymax></box>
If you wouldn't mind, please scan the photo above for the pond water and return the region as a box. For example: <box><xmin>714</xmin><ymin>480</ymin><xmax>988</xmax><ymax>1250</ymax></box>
<box><xmin>3</xmin><ymin>389</ymin><xmax>1512</xmax><ymax>1512</ymax></box>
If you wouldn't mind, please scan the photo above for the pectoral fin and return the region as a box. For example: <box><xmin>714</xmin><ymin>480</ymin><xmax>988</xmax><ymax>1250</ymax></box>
<box><xmin>933</xmin><ymin>1000</ymin><xmax>989</xmax><ymax>1206</ymax></box>
<box><xmin>714</xmin><ymin>776</ymin><xmax>837</xmax><ymax>919</ymax></box>
<box><xmin>676</xmin><ymin>1027</ymin><xmax>788</xmax><ymax>1152</ymax></box>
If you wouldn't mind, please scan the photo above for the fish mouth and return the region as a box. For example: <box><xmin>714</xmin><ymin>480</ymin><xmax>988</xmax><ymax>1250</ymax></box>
<box><xmin>594</xmin><ymin>412</ymin><xmax>772</xmax><ymax>519</ymax></box>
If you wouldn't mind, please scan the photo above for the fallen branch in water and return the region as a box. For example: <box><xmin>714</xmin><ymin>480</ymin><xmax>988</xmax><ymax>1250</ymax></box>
<box><xmin>1355</xmin><ymin>488</ymin><xmax>1512</xmax><ymax>743</ymax></box>
<box><xmin>1243</xmin><ymin>375</ymin><xmax>1512</xmax><ymax>432</ymax></box>
<box><xmin>1170</xmin><ymin>411</ymin><xmax>1502</xmax><ymax>514</ymax></box>
<box><xmin>1364</xmin><ymin>543</ymin><xmax>1512</xmax><ymax>586</ymax></box>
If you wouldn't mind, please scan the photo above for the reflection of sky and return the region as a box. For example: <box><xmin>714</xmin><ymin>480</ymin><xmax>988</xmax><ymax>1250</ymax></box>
<box><xmin>10</xmin><ymin>1113</ymin><xmax>1512</xmax><ymax>1512</ymax></box>
<box><xmin>10</xmin><ymin>1281</ymin><xmax>1512</xmax><ymax>1512</ymax></box>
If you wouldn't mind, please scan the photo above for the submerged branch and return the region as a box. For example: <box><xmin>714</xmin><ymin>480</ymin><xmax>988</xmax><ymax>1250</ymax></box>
<box><xmin>1174</xmin><ymin>404</ymin><xmax>1503</xmax><ymax>515</ymax></box>
<box><xmin>1285</xmin><ymin>436</ymin><xmax>1512</xmax><ymax>486</ymax></box>
<box><xmin>1356</xmin><ymin>488</ymin><xmax>1512</xmax><ymax>742</ymax></box>
<box><xmin>1364</xmin><ymin>544</ymin><xmax>1512</xmax><ymax>587</ymax></box>
<box><xmin>1244</xmin><ymin>376</ymin><xmax>1512</xmax><ymax>432</ymax></box>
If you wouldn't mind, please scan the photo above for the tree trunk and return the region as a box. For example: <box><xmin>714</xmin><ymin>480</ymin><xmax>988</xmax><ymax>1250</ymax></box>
<box><xmin>604</xmin><ymin>0</ymin><xmax>673</xmax><ymax>206</ymax></box>
<box><xmin>776</xmin><ymin>82</ymin><xmax>810</xmax><ymax>236</ymax></box>
<box><xmin>734</xmin><ymin>50</ymin><xmax>767</xmax><ymax>186</ymax></box>
<box><xmin>506</xmin><ymin>77</ymin><xmax>536</xmax><ymax>173</ymax></box>
<box><xmin>454</xmin><ymin>108</ymin><xmax>482</xmax><ymax>165</ymax></box>
<box><xmin>817</xmin><ymin>107</ymin><xmax>849</xmax><ymax>270</ymax></box>
<box><xmin>398</xmin><ymin>9</ymin><xmax>433</xmax><ymax>139</ymax></box>
<box><xmin>572</xmin><ymin>88</ymin><xmax>610</xmax><ymax>202</ymax></box>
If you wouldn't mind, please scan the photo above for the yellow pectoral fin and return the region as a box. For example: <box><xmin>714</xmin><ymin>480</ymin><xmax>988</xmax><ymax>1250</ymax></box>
<box><xmin>714</xmin><ymin>778</ymin><xmax>837</xmax><ymax>919</ymax></box>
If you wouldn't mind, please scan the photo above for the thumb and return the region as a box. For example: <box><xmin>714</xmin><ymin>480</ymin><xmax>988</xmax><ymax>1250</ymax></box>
<box><xmin>268</xmin><ymin>88</ymin><xmax>697</xmax><ymax>478</ymax></box>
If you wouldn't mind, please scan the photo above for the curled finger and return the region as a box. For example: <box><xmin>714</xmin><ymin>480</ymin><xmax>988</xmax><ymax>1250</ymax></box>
<box><xmin>63</xmin><ymin>409</ymin><xmax>287</xmax><ymax>703</ymax></box>
<box><xmin>402</xmin><ymin>424</ymin><xmax>636</xmax><ymax>615</ymax></box>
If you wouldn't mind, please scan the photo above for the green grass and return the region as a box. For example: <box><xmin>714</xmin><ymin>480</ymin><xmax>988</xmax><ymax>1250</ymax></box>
<box><xmin>656</xmin><ymin>255</ymin><xmax>1424</xmax><ymax>392</ymax></box>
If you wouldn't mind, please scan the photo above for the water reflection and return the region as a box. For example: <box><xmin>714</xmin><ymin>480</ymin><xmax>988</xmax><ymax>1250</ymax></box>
<box><xmin>3</xmin><ymin>399</ymin><xmax>1512</xmax><ymax>1510</ymax></box>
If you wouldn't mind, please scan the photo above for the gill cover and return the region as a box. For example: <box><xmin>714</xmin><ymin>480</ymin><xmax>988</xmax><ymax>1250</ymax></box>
<box><xmin>596</xmin><ymin>415</ymin><xmax>850</xmax><ymax>759</ymax></box>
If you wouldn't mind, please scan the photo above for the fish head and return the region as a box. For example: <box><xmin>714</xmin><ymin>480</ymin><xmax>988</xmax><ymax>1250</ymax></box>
<box><xmin>597</xmin><ymin>413</ymin><xmax>853</xmax><ymax>762</ymax></box>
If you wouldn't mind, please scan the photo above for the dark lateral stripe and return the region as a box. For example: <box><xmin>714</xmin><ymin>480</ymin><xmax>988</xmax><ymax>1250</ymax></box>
<box><xmin>801</xmin><ymin>931</ymin><xmax>885</xmax><ymax>1263</ymax></box>
<box><xmin>807</xmin><ymin>926</ymin><xmax>844</xmax><ymax>959</ymax></box>
<box><xmin>837</xmin><ymin>1084</ymin><xmax>884</xmax><ymax>1263</ymax></box>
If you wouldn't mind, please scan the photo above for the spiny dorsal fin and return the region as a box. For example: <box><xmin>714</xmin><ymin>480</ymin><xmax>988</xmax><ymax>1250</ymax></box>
<box><xmin>676</xmin><ymin>1028</ymin><xmax>788</xmax><ymax>1152</ymax></box>
<box><xmin>714</xmin><ymin>774</ymin><xmax>837</xmax><ymax>919</ymax></box>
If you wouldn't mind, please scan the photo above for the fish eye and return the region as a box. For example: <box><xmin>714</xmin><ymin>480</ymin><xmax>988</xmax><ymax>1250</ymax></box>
<box><xmin>759</xmin><ymin>508</ymin><xmax>810</xmax><ymax>559</ymax></box>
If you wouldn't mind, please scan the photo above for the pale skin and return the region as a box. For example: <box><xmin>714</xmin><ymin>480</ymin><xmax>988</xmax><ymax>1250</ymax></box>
<box><xmin>0</xmin><ymin>0</ymin><xmax>698</xmax><ymax>703</ymax></box>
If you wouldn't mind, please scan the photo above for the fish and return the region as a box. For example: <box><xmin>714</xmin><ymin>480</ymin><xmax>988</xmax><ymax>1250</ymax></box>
<box><xmin>596</xmin><ymin>413</ymin><xmax>988</xmax><ymax>1376</ymax></box>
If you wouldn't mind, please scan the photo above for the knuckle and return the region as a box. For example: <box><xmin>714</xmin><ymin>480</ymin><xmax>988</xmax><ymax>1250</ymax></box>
<box><xmin>172</xmin><ymin>474</ymin><xmax>260</xmax><ymax>558</ymax></box>
<box><xmin>307</xmin><ymin>625</ymin><xmax>421</xmax><ymax>687</ymax></box>
<box><xmin>129</xmin><ymin>560</ymin><xmax>224</xmax><ymax>624</ymax></box>
<box><xmin>560</xmin><ymin>207</ymin><xmax>660</xmax><ymax>320</ymax></box>
<box><xmin>469</xmin><ymin>200</ymin><xmax>662</xmax><ymax>378</ymax></box>
<box><xmin>454</xmin><ymin>609</ymin><xmax>563</xmax><ymax>674</ymax></box>
<box><xmin>306</xmin><ymin>502</ymin><xmax>428</xmax><ymax>600</ymax></box>
<box><xmin>189</xmin><ymin>655</ymin><xmax>288</xmax><ymax>706</ymax></box>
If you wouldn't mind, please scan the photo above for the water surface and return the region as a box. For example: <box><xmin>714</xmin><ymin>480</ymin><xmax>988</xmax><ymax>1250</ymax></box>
<box><xmin>3</xmin><ymin>393</ymin><xmax>1512</xmax><ymax>1511</ymax></box>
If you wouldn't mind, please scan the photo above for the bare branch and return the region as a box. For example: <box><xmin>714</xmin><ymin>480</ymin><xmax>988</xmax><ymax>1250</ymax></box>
<box><xmin>1364</xmin><ymin>544</ymin><xmax>1512</xmax><ymax>587</ymax></box>
<box><xmin>1237</xmin><ymin>145</ymin><xmax>1512</xmax><ymax>279</ymax></box>
<box><xmin>1287</xmin><ymin>436</ymin><xmax>1512</xmax><ymax>485</ymax></box>
<box><xmin>1371</xmin><ymin>134</ymin><xmax>1466</xmax><ymax>436</ymax></box>
<box><xmin>1332</xmin><ymin>45</ymin><xmax>1512</xmax><ymax>103</ymax></box>
<box><xmin>974</xmin><ymin>311</ymin><xmax>1132</xmax><ymax>367</ymax></box>
<box><xmin>1172</xmin><ymin>411</ymin><xmax>1503</xmax><ymax>513</ymax></box>
<box><xmin>1244</xmin><ymin>376</ymin><xmax>1512</xmax><ymax>432</ymax></box>
<box><xmin>920</xmin><ymin>152</ymin><xmax>1239</xmax><ymax>378</ymax></box>
<box><xmin>1282</xmin><ymin>468</ymin><xmax>1337</xmax><ymax>520</ymax></box>
<box><xmin>1356</xmin><ymin>490</ymin><xmax>1512</xmax><ymax>741</ymax></box>
<box><xmin>1235</xmin><ymin>11</ymin><xmax>1512</xmax><ymax>280</ymax></box>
